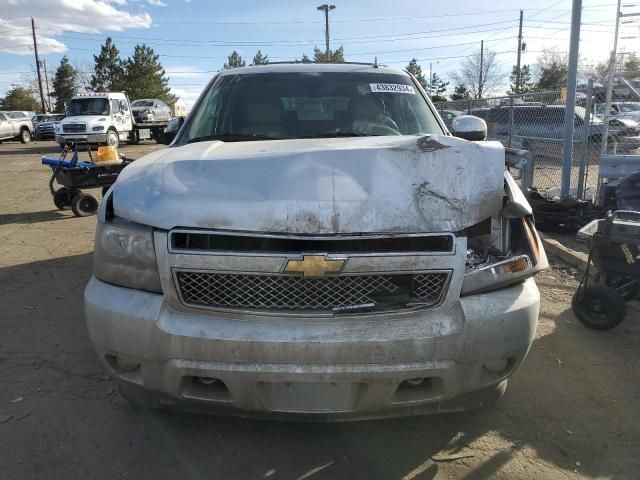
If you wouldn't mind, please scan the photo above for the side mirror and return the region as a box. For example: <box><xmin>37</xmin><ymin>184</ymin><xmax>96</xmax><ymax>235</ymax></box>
<box><xmin>162</xmin><ymin>116</ymin><xmax>185</xmax><ymax>145</ymax></box>
<box><xmin>451</xmin><ymin>115</ymin><xmax>487</xmax><ymax>141</ymax></box>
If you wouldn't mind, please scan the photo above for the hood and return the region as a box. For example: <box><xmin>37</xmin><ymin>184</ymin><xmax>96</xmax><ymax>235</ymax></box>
<box><xmin>113</xmin><ymin>135</ymin><xmax>506</xmax><ymax>234</ymax></box>
<box><xmin>61</xmin><ymin>115</ymin><xmax>108</xmax><ymax>125</ymax></box>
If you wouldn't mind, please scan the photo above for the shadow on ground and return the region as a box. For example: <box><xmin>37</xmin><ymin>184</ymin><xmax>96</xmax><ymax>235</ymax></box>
<box><xmin>0</xmin><ymin>254</ymin><xmax>638</xmax><ymax>479</ymax></box>
<box><xmin>0</xmin><ymin>210</ymin><xmax>75</xmax><ymax>225</ymax></box>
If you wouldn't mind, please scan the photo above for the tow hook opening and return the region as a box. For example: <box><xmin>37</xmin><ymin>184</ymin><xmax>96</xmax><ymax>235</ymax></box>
<box><xmin>392</xmin><ymin>377</ymin><xmax>444</xmax><ymax>404</ymax></box>
<box><xmin>181</xmin><ymin>376</ymin><xmax>232</xmax><ymax>403</ymax></box>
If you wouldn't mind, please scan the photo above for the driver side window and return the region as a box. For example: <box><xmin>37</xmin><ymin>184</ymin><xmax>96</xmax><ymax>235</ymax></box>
<box><xmin>111</xmin><ymin>100</ymin><xmax>121</xmax><ymax>114</ymax></box>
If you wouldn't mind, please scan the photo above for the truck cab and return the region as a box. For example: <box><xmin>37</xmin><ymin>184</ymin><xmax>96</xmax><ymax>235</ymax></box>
<box><xmin>56</xmin><ymin>92</ymin><xmax>133</xmax><ymax>148</ymax></box>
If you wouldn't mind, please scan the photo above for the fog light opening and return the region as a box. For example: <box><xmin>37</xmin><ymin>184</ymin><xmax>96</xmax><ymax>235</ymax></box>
<box><xmin>106</xmin><ymin>354</ymin><xmax>140</xmax><ymax>373</ymax></box>
<box><xmin>483</xmin><ymin>358</ymin><xmax>513</xmax><ymax>375</ymax></box>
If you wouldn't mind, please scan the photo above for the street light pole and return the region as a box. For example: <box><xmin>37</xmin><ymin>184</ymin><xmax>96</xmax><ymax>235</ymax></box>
<box><xmin>317</xmin><ymin>4</ymin><xmax>335</xmax><ymax>62</ymax></box>
<box><xmin>516</xmin><ymin>10</ymin><xmax>524</xmax><ymax>94</ymax></box>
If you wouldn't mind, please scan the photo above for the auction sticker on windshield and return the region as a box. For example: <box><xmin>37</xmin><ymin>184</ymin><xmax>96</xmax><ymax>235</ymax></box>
<box><xmin>369</xmin><ymin>83</ymin><xmax>415</xmax><ymax>94</ymax></box>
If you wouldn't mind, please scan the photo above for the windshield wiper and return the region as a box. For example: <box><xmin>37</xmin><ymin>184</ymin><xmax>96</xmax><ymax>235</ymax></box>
<box><xmin>187</xmin><ymin>133</ymin><xmax>278</xmax><ymax>144</ymax></box>
<box><xmin>300</xmin><ymin>132</ymin><xmax>381</xmax><ymax>138</ymax></box>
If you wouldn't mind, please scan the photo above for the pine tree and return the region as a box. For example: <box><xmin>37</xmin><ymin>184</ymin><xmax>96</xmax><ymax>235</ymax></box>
<box><xmin>405</xmin><ymin>59</ymin><xmax>427</xmax><ymax>90</ymax></box>
<box><xmin>535</xmin><ymin>51</ymin><xmax>568</xmax><ymax>91</ymax></box>
<box><xmin>122</xmin><ymin>44</ymin><xmax>171</xmax><ymax>101</ymax></box>
<box><xmin>52</xmin><ymin>56</ymin><xmax>78</xmax><ymax>112</ymax></box>
<box><xmin>224</xmin><ymin>51</ymin><xmax>246</xmax><ymax>69</ymax></box>
<box><xmin>90</xmin><ymin>37</ymin><xmax>124</xmax><ymax>92</ymax></box>
<box><xmin>300</xmin><ymin>54</ymin><xmax>312</xmax><ymax>63</ymax></box>
<box><xmin>252</xmin><ymin>50</ymin><xmax>269</xmax><ymax>65</ymax></box>
<box><xmin>450</xmin><ymin>84</ymin><xmax>471</xmax><ymax>101</ymax></box>
<box><xmin>0</xmin><ymin>86</ymin><xmax>41</xmax><ymax>112</ymax></box>
<box><xmin>312</xmin><ymin>46</ymin><xmax>344</xmax><ymax>63</ymax></box>
<box><xmin>509</xmin><ymin>64</ymin><xmax>533</xmax><ymax>94</ymax></box>
<box><xmin>429</xmin><ymin>72</ymin><xmax>449</xmax><ymax>102</ymax></box>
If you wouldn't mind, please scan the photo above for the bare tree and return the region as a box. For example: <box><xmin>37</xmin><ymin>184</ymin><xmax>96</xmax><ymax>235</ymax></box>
<box><xmin>449</xmin><ymin>48</ymin><xmax>504</xmax><ymax>99</ymax></box>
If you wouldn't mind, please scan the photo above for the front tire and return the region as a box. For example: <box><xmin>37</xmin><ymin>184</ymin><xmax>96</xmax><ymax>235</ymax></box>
<box><xmin>106</xmin><ymin>129</ymin><xmax>119</xmax><ymax>148</ymax></box>
<box><xmin>20</xmin><ymin>128</ymin><xmax>31</xmax><ymax>143</ymax></box>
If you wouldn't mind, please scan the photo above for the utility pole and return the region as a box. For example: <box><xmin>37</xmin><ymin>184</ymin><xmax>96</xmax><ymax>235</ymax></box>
<box><xmin>42</xmin><ymin>60</ymin><xmax>51</xmax><ymax>112</ymax></box>
<box><xmin>515</xmin><ymin>10</ymin><xmax>524</xmax><ymax>94</ymax></box>
<box><xmin>31</xmin><ymin>17</ymin><xmax>46</xmax><ymax>113</ymax></box>
<box><xmin>601</xmin><ymin>0</ymin><xmax>624</xmax><ymax>154</ymax></box>
<box><xmin>478</xmin><ymin>40</ymin><xmax>484</xmax><ymax>98</ymax></box>
<box><xmin>317</xmin><ymin>4</ymin><xmax>335</xmax><ymax>62</ymax></box>
<box><xmin>560</xmin><ymin>0</ymin><xmax>582</xmax><ymax>198</ymax></box>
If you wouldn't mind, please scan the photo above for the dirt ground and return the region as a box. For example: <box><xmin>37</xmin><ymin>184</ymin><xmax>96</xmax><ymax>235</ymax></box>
<box><xmin>1</xmin><ymin>140</ymin><xmax>639</xmax><ymax>480</ymax></box>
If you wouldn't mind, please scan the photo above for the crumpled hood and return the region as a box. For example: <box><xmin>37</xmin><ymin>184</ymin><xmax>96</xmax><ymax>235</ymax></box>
<box><xmin>113</xmin><ymin>135</ymin><xmax>506</xmax><ymax>234</ymax></box>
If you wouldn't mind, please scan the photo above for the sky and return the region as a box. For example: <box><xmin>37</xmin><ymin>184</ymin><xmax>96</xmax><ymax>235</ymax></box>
<box><xmin>0</xmin><ymin>0</ymin><xmax>638</xmax><ymax>108</ymax></box>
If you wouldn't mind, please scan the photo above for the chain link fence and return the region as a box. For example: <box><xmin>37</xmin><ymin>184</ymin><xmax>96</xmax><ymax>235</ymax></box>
<box><xmin>434</xmin><ymin>91</ymin><xmax>637</xmax><ymax>199</ymax></box>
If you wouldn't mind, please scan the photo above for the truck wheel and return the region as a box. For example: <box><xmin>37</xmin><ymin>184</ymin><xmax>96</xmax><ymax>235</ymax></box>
<box><xmin>153</xmin><ymin>128</ymin><xmax>165</xmax><ymax>144</ymax></box>
<box><xmin>571</xmin><ymin>285</ymin><xmax>626</xmax><ymax>330</ymax></box>
<box><xmin>20</xmin><ymin>128</ymin><xmax>32</xmax><ymax>143</ymax></box>
<box><xmin>106</xmin><ymin>129</ymin><xmax>119</xmax><ymax>148</ymax></box>
<box><xmin>71</xmin><ymin>193</ymin><xmax>99</xmax><ymax>217</ymax></box>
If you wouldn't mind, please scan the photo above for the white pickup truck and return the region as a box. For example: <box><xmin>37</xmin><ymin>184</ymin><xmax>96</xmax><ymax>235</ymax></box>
<box><xmin>55</xmin><ymin>92</ymin><xmax>169</xmax><ymax>148</ymax></box>
<box><xmin>0</xmin><ymin>111</ymin><xmax>34</xmax><ymax>143</ymax></box>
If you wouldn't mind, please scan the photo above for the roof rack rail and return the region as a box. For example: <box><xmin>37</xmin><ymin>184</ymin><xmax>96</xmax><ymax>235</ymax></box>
<box><xmin>248</xmin><ymin>60</ymin><xmax>386</xmax><ymax>67</ymax></box>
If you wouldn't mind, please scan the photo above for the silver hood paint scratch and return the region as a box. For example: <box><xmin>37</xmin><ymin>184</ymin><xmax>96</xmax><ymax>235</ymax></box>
<box><xmin>112</xmin><ymin>135</ymin><xmax>505</xmax><ymax>233</ymax></box>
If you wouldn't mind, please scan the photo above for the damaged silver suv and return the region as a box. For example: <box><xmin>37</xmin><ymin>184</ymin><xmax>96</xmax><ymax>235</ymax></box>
<box><xmin>85</xmin><ymin>63</ymin><xmax>547</xmax><ymax>419</ymax></box>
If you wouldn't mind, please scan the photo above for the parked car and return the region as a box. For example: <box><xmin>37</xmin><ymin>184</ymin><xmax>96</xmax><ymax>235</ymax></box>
<box><xmin>130</xmin><ymin>98</ymin><xmax>171</xmax><ymax>123</ymax></box>
<box><xmin>85</xmin><ymin>62</ymin><xmax>547</xmax><ymax>419</ymax></box>
<box><xmin>0</xmin><ymin>110</ymin><xmax>34</xmax><ymax>143</ymax></box>
<box><xmin>607</xmin><ymin>117</ymin><xmax>640</xmax><ymax>152</ymax></box>
<box><xmin>594</xmin><ymin>102</ymin><xmax>640</xmax><ymax>123</ymax></box>
<box><xmin>34</xmin><ymin>113</ymin><xmax>65</xmax><ymax>140</ymax></box>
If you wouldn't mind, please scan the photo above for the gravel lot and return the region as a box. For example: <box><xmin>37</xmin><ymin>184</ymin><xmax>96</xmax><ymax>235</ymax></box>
<box><xmin>1</xmin><ymin>140</ymin><xmax>639</xmax><ymax>480</ymax></box>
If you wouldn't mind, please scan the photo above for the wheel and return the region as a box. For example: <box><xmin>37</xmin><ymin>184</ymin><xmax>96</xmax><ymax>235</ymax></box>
<box><xmin>106</xmin><ymin>129</ymin><xmax>119</xmax><ymax>148</ymax></box>
<box><xmin>572</xmin><ymin>285</ymin><xmax>626</xmax><ymax>330</ymax></box>
<box><xmin>71</xmin><ymin>193</ymin><xmax>99</xmax><ymax>217</ymax></box>
<box><xmin>153</xmin><ymin>128</ymin><xmax>165</xmax><ymax>144</ymax></box>
<box><xmin>52</xmin><ymin>188</ymin><xmax>80</xmax><ymax>210</ymax></box>
<box><xmin>595</xmin><ymin>273</ymin><xmax>639</xmax><ymax>302</ymax></box>
<box><xmin>20</xmin><ymin>128</ymin><xmax>31</xmax><ymax>143</ymax></box>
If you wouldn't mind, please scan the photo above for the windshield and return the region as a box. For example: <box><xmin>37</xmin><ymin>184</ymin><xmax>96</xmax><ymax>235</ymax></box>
<box><xmin>180</xmin><ymin>71</ymin><xmax>442</xmax><ymax>143</ymax></box>
<box><xmin>132</xmin><ymin>100</ymin><xmax>154</xmax><ymax>107</ymax></box>
<box><xmin>620</xmin><ymin>103</ymin><xmax>640</xmax><ymax>113</ymax></box>
<box><xmin>68</xmin><ymin>98</ymin><xmax>110</xmax><ymax>116</ymax></box>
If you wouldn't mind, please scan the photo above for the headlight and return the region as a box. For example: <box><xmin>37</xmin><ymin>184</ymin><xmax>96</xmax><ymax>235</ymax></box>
<box><xmin>93</xmin><ymin>219</ymin><xmax>162</xmax><ymax>293</ymax></box>
<box><xmin>92</xmin><ymin>126</ymin><xmax>104</xmax><ymax>132</ymax></box>
<box><xmin>461</xmin><ymin>217</ymin><xmax>545</xmax><ymax>296</ymax></box>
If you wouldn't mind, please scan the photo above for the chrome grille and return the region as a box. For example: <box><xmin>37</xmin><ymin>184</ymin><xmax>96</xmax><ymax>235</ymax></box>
<box><xmin>62</xmin><ymin>123</ymin><xmax>86</xmax><ymax>133</ymax></box>
<box><xmin>175</xmin><ymin>271</ymin><xmax>449</xmax><ymax>313</ymax></box>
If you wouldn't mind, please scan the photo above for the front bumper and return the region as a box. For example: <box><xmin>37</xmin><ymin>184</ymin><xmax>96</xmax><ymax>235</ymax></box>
<box><xmin>84</xmin><ymin>276</ymin><xmax>540</xmax><ymax>419</ymax></box>
<box><xmin>55</xmin><ymin>133</ymin><xmax>107</xmax><ymax>144</ymax></box>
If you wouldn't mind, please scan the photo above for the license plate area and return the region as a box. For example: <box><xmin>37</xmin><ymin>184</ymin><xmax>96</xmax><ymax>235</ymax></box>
<box><xmin>257</xmin><ymin>381</ymin><xmax>365</xmax><ymax>413</ymax></box>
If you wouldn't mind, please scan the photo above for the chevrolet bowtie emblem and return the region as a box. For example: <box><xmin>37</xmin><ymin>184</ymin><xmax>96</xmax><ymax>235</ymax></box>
<box><xmin>283</xmin><ymin>255</ymin><xmax>346</xmax><ymax>278</ymax></box>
